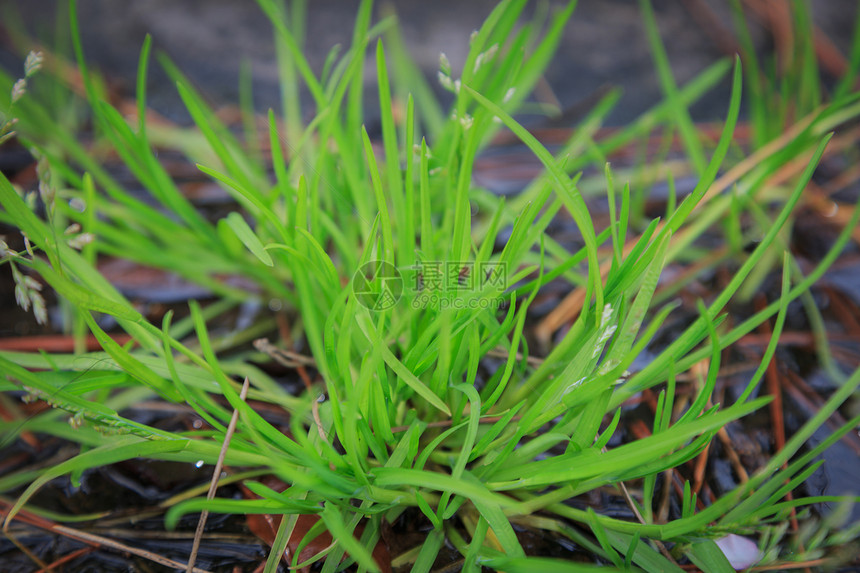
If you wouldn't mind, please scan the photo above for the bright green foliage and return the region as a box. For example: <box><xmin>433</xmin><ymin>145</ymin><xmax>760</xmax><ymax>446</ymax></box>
<box><xmin>0</xmin><ymin>1</ymin><xmax>859</xmax><ymax>571</ymax></box>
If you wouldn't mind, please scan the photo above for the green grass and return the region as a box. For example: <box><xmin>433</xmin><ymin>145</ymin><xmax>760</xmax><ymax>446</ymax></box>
<box><xmin>1</xmin><ymin>0</ymin><xmax>859</xmax><ymax>571</ymax></box>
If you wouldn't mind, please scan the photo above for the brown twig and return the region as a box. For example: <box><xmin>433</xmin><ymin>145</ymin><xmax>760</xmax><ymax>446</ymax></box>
<box><xmin>615</xmin><ymin>475</ymin><xmax>680</xmax><ymax>567</ymax></box>
<box><xmin>754</xmin><ymin>295</ymin><xmax>800</xmax><ymax>531</ymax></box>
<box><xmin>716</xmin><ymin>426</ymin><xmax>750</xmax><ymax>483</ymax></box>
<box><xmin>823</xmin><ymin>286</ymin><xmax>860</xmax><ymax>341</ymax></box>
<box><xmin>254</xmin><ymin>337</ymin><xmax>332</xmax><ymax>469</ymax></box>
<box><xmin>606</xmin><ymin>415</ymin><xmax>680</xmax><ymax>568</ymax></box>
<box><xmin>0</xmin><ymin>500</ymin><xmax>213</xmax><ymax>573</ymax></box>
<box><xmin>743</xmin><ymin>0</ymin><xmax>853</xmax><ymax>81</ymax></box>
<box><xmin>783</xmin><ymin>369</ymin><xmax>860</xmax><ymax>456</ymax></box>
<box><xmin>0</xmin><ymin>333</ymin><xmax>132</xmax><ymax>352</ymax></box>
<box><xmin>534</xmin><ymin>106</ymin><xmax>847</xmax><ymax>344</ymax></box>
<box><xmin>36</xmin><ymin>547</ymin><xmax>95</xmax><ymax>572</ymax></box>
<box><xmin>485</xmin><ymin>347</ymin><xmax>545</xmax><ymax>368</ymax></box>
<box><xmin>296</xmin><ymin>364</ymin><xmax>329</xmax><ymax>447</ymax></box>
<box><xmin>0</xmin><ymin>395</ymin><xmax>40</xmax><ymax>450</ymax></box>
<box><xmin>751</xmin><ymin>557</ymin><xmax>832</xmax><ymax>571</ymax></box>
<box><xmin>743</xmin><ymin>0</ymin><xmax>794</xmax><ymax>73</ymax></box>
<box><xmin>691</xmin><ymin>439</ymin><xmax>711</xmax><ymax>497</ymax></box>
<box><xmin>253</xmin><ymin>338</ymin><xmax>315</xmax><ymax>368</ymax></box>
<box><xmin>186</xmin><ymin>376</ymin><xmax>251</xmax><ymax>573</ymax></box>
<box><xmin>3</xmin><ymin>528</ymin><xmax>49</xmax><ymax>571</ymax></box>
<box><xmin>390</xmin><ymin>413</ymin><xmax>522</xmax><ymax>434</ymax></box>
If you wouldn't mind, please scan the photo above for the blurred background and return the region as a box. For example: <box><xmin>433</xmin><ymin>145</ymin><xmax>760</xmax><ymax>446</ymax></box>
<box><xmin>2</xmin><ymin>0</ymin><xmax>857</xmax><ymax>127</ymax></box>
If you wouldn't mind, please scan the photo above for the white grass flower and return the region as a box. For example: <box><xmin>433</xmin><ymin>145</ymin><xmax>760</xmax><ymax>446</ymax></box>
<box><xmin>21</xmin><ymin>387</ymin><xmax>40</xmax><ymax>404</ymax></box>
<box><xmin>413</xmin><ymin>144</ymin><xmax>432</xmax><ymax>160</ymax></box>
<box><xmin>67</xmin><ymin>232</ymin><xmax>95</xmax><ymax>250</ymax></box>
<box><xmin>15</xmin><ymin>282</ymin><xmax>30</xmax><ymax>311</ymax></box>
<box><xmin>69</xmin><ymin>197</ymin><xmax>87</xmax><ymax>212</ymax></box>
<box><xmin>592</xmin><ymin>325</ymin><xmax>617</xmax><ymax>358</ymax></box>
<box><xmin>437</xmin><ymin>71</ymin><xmax>454</xmax><ymax>91</ymax></box>
<box><xmin>39</xmin><ymin>180</ymin><xmax>55</xmax><ymax>208</ymax></box>
<box><xmin>473</xmin><ymin>44</ymin><xmax>498</xmax><ymax>73</ymax></box>
<box><xmin>10</xmin><ymin>264</ymin><xmax>46</xmax><ymax>323</ymax></box>
<box><xmin>24</xmin><ymin>191</ymin><xmax>38</xmax><ymax>211</ymax></box>
<box><xmin>68</xmin><ymin>412</ymin><xmax>85</xmax><ymax>429</ymax></box>
<box><xmin>473</xmin><ymin>52</ymin><xmax>485</xmax><ymax>74</ymax></box>
<box><xmin>11</xmin><ymin>79</ymin><xmax>27</xmax><ymax>104</ymax></box>
<box><xmin>22</xmin><ymin>275</ymin><xmax>42</xmax><ymax>291</ymax></box>
<box><xmin>0</xmin><ymin>129</ymin><xmax>17</xmax><ymax>146</ymax></box>
<box><xmin>563</xmin><ymin>376</ymin><xmax>586</xmax><ymax>396</ymax></box>
<box><xmin>600</xmin><ymin>303</ymin><xmax>614</xmax><ymax>326</ymax></box>
<box><xmin>439</xmin><ymin>52</ymin><xmax>451</xmax><ymax>76</ymax></box>
<box><xmin>0</xmin><ymin>238</ymin><xmax>15</xmax><ymax>257</ymax></box>
<box><xmin>597</xmin><ymin>359</ymin><xmax>620</xmax><ymax>376</ymax></box>
<box><xmin>24</xmin><ymin>51</ymin><xmax>44</xmax><ymax>77</ymax></box>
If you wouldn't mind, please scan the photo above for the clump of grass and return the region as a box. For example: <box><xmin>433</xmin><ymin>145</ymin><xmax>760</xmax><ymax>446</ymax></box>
<box><xmin>1</xmin><ymin>0</ymin><xmax>859</xmax><ymax>570</ymax></box>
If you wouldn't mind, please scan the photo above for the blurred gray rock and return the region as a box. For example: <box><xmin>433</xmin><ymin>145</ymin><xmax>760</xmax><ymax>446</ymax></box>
<box><xmin>1</xmin><ymin>1</ymin><xmax>856</xmax><ymax>126</ymax></box>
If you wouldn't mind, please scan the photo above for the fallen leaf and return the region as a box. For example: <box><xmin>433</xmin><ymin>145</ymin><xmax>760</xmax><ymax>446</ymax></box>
<box><xmin>715</xmin><ymin>534</ymin><xmax>762</xmax><ymax>570</ymax></box>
